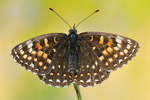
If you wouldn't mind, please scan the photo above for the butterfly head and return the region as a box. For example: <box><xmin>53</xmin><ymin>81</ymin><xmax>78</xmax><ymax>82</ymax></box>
<box><xmin>69</xmin><ymin>24</ymin><xmax>77</xmax><ymax>35</ymax></box>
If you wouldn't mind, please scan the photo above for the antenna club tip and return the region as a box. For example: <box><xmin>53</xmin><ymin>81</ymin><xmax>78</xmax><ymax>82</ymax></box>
<box><xmin>95</xmin><ymin>9</ymin><xmax>100</xmax><ymax>12</ymax></box>
<box><xmin>49</xmin><ymin>8</ymin><xmax>54</xmax><ymax>11</ymax></box>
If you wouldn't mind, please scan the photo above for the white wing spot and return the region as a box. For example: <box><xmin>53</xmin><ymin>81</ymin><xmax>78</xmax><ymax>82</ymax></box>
<box><xmin>16</xmin><ymin>55</ymin><xmax>19</xmax><ymax>59</ymax></box>
<box><xmin>52</xmin><ymin>66</ymin><xmax>55</xmax><ymax>69</ymax></box>
<box><xmin>20</xmin><ymin>49</ymin><xmax>24</xmax><ymax>55</ymax></box>
<box><xmin>134</xmin><ymin>44</ymin><xmax>137</xmax><ymax>48</ymax></box>
<box><xmin>26</xmin><ymin>40</ymin><xmax>32</xmax><ymax>44</ymax></box>
<box><xmin>14</xmin><ymin>51</ymin><xmax>17</xmax><ymax>54</ymax></box>
<box><xmin>49</xmin><ymin>79</ymin><xmax>53</xmax><ymax>82</ymax></box>
<box><xmin>56</xmin><ymin>79</ymin><xmax>60</xmax><ymax>82</ymax></box>
<box><xmin>79</xmin><ymin>80</ymin><xmax>84</xmax><ymax>83</ymax></box>
<box><xmin>124</xmin><ymin>57</ymin><xmax>128</xmax><ymax>59</ymax></box>
<box><xmin>87</xmin><ymin>79</ymin><xmax>91</xmax><ymax>83</ymax></box>
<box><xmin>95</xmin><ymin>61</ymin><xmax>98</xmax><ymax>66</ymax></box>
<box><xmin>119</xmin><ymin>59</ymin><xmax>123</xmax><ymax>63</ymax></box>
<box><xmin>117</xmin><ymin>36</ymin><xmax>123</xmax><ymax>39</ymax></box>
<box><xmin>86</xmin><ymin>65</ymin><xmax>89</xmax><ymax>68</ymax></box>
<box><xmin>27</xmin><ymin>42</ymin><xmax>33</xmax><ymax>48</ymax></box>
<box><xmin>132</xmin><ymin>49</ymin><xmax>135</xmax><ymax>52</ymax></box>
<box><xmin>114</xmin><ymin>47</ymin><xmax>119</xmax><ymax>51</ymax></box>
<box><xmin>122</xmin><ymin>64</ymin><xmax>126</xmax><ymax>67</ymax></box>
<box><xmin>92</xmin><ymin>65</ymin><xmax>95</xmax><ymax>69</ymax></box>
<box><xmin>101</xmin><ymin>75</ymin><xmax>105</xmax><ymax>78</ymax></box>
<box><xmin>25</xmin><ymin>62</ymin><xmax>28</xmax><ymax>65</ymax></box>
<box><xmin>30</xmin><ymin>63</ymin><xmax>34</xmax><ymax>68</ymax></box>
<box><xmin>63</xmin><ymin>80</ymin><xmax>67</xmax><ymax>83</ymax></box>
<box><xmin>28</xmin><ymin>48</ymin><xmax>33</xmax><ymax>53</ymax></box>
<box><xmin>117</xmin><ymin>43</ymin><xmax>121</xmax><ymax>48</ymax></box>
<box><xmin>58</xmin><ymin>65</ymin><xmax>61</xmax><ymax>68</ymax></box>
<box><xmin>18</xmin><ymin>45</ymin><xmax>22</xmax><ymax>49</ymax></box>
<box><xmin>127</xmin><ymin>39</ymin><xmax>131</xmax><ymax>43</ymax></box>
<box><xmin>63</xmin><ymin>66</ymin><xmax>66</xmax><ymax>69</ymax></box>
<box><xmin>126</xmin><ymin>44</ymin><xmax>131</xmax><ymax>49</ymax></box>
<box><xmin>116</xmin><ymin>38</ymin><xmax>122</xmax><ymax>43</ymax></box>
<box><xmin>95</xmin><ymin>79</ymin><xmax>99</xmax><ymax>82</ymax></box>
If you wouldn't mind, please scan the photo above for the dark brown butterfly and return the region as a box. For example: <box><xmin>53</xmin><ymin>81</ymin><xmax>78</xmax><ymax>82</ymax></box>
<box><xmin>11</xmin><ymin>8</ymin><xmax>140</xmax><ymax>88</ymax></box>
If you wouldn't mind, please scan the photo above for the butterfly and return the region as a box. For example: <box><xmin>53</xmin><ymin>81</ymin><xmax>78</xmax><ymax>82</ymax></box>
<box><xmin>10</xmin><ymin>8</ymin><xmax>140</xmax><ymax>88</ymax></box>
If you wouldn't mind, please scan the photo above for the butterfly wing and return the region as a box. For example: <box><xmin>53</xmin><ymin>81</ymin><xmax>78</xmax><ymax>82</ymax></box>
<box><xmin>11</xmin><ymin>33</ymin><xmax>67</xmax><ymax>75</ymax></box>
<box><xmin>38</xmin><ymin>43</ymin><xmax>73</xmax><ymax>87</ymax></box>
<box><xmin>73</xmin><ymin>39</ymin><xmax>110</xmax><ymax>87</ymax></box>
<box><xmin>79</xmin><ymin>32</ymin><xmax>140</xmax><ymax>72</ymax></box>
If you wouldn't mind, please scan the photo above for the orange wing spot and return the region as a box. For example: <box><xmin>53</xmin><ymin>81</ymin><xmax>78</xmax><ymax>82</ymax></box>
<box><xmin>114</xmin><ymin>54</ymin><xmax>118</xmax><ymax>58</ymax></box>
<box><xmin>99</xmin><ymin>36</ymin><xmax>104</xmax><ymax>44</ymax></box>
<box><xmin>94</xmin><ymin>73</ymin><xmax>98</xmax><ymax>75</ymax></box>
<box><xmin>37</xmin><ymin>51</ymin><xmax>43</xmax><ymax>56</ymax></box>
<box><xmin>63</xmin><ymin>74</ymin><xmax>67</xmax><ymax>77</ymax></box>
<box><xmin>39</xmin><ymin>61</ymin><xmax>43</xmax><ymax>66</ymax></box>
<box><xmin>108</xmin><ymin>58</ymin><xmax>113</xmax><ymax>62</ymax></box>
<box><xmin>99</xmin><ymin>56</ymin><xmax>104</xmax><ymax>61</ymax></box>
<box><xmin>53</xmin><ymin>48</ymin><xmax>56</xmax><ymax>52</ymax></box>
<box><xmin>90</xmin><ymin>36</ymin><xmax>94</xmax><ymax>41</ymax></box>
<box><xmin>44</xmin><ymin>38</ymin><xmax>49</xmax><ymax>47</ymax></box>
<box><xmin>120</xmin><ymin>52</ymin><xmax>124</xmax><ymax>56</ymax></box>
<box><xmin>57</xmin><ymin>73</ymin><xmax>60</xmax><ymax>76</ymax></box>
<box><xmin>107</xmin><ymin>38</ymin><xmax>113</xmax><ymax>46</ymax></box>
<box><xmin>74</xmin><ymin>75</ymin><xmax>77</xmax><ymax>78</ymax></box>
<box><xmin>92</xmin><ymin>46</ymin><xmax>96</xmax><ymax>50</ymax></box>
<box><xmin>107</xmin><ymin>47</ymin><xmax>113</xmax><ymax>53</ymax></box>
<box><xmin>31</xmin><ymin>51</ymin><xmax>36</xmax><ymax>55</ymax></box>
<box><xmin>124</xmin><ymin>49</ymin><xmax>128</xmax><ymax>54</ymax></box>
<box><xmin>27</xmin><ymin>56</ymin><xmax>32</xmax><ymax>60</ymax></box>
<box><xmin>42</xmin><ymin>53</ymin><xmax>48</xmax><ymax>59</ymax></box>
<box><xmin>50</xmin><ymin>73</ymin><xmax>53</xmax><ymax>76</ymax></box>
<box><xmin>43</xmin><ymin>65</ymin><xmax>47</xmax><ymax>70</ymax></box>
<box><xmin>87</xmin><ymin>73</ymin><xmax>90</xmax><ymax>75</ymax></box>
<box><xmin>34</xmin><ymin>58</ymin><xmax>37</xmax><ymax>62</ymax></box>
<box><xmin>36</xmin><ymin>42</ymin><xmax>42</xmax><ymax>50</ymax></box>
<box><xmin>54</xmin><ymin>37</ymin><xmax>58</xmax><ymax>43</ymax></box>
<box><xmin>99</xmin><ymin>69</ymin><xmax>102</xmax><ymax>72</ymax></box>
<box><xmin>80</xmin><ymin>74</ymin><xmax>83</xmax><ymax>77</ymax></box>
<box><xmin>105</xmin><ymin>62</ymin><xmax>109</xmax><ymax>66</ymax></box>
<box><xmin>102</xmin><ymin>50</ymin><xmax>108</xmax><ymax>56</ymax></box>
<box><xmin>46</xmin><ymin>59</ymin><xmax>51</xmax><ymax>64</ymax></box>
<box><xmin>23</xmin><ymin>54</ymin><xmax>27</xmax><ymax>59</ymax></box>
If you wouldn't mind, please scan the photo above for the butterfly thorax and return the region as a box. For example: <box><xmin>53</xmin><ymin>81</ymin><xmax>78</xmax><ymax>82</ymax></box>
<box><xmin>68</xmin><ymin>28</ymin><xmax>79</xmax><ymax>76</ymax></box>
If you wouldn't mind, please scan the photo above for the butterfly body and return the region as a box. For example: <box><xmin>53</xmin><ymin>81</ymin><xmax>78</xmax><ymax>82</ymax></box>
<box><xmin>11</xmin><ymin>27</ymin><xmax>140</xmax><ymax>87</ymax></box>
<box><xmin>68</xmin><ymin>28</ymin><xmax>79</xmax><ymax>76</ymax></box>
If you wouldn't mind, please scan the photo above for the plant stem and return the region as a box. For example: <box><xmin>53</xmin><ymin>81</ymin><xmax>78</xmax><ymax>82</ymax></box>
<box><xmin>73</xmin><ymin>83</ymin><xmax>82</xmax><ymax>100</ymax></box>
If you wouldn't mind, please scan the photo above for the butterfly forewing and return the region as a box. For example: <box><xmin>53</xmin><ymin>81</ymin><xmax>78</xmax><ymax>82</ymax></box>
<box><xmin>79</xmin><ymin>32</ymin><xmax>140</xmax><ymax>72</ymax></box>
<box><xmin>11</xmin><ymin>33</ymin><xmax>67</xmax><ymax>75</ymax></box>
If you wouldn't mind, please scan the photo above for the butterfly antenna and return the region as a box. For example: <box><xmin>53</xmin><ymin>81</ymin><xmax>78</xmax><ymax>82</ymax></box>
<box><xmin>75</xmin><ymin>9</ymin><xmax>100</xmax><ymax>28</ymax></box>
<box><xmin>49</xmin><ymin>8</ymin><xmax>72</xmax><ymax>29</ymax></box>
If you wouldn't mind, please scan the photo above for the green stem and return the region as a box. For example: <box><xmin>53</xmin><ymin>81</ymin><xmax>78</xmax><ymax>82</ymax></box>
<box><xmin>73</xmin><ymin>83</ymin><xmax>82</xmax><ymax>100</ymax></box>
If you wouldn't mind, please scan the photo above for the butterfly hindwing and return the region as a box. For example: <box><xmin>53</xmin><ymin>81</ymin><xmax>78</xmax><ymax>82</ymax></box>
<box><xmin>38</xmin><ymin>42</ymin><xmax>73</xmax><ymax>87</ymax></box>
<box><xmin>79</xmin><ymin>32</ymin><xmax>140</xmax><ymax>72</ymax></box>
<box><xmin>11</xmin><ymin>33</ymin><xmax>67</xmax><ymax>75</ymax></box>
<box><xmin>73</xmin><ymin>40</ymin><xmax>110</xmax><ymax>87</ymax></box>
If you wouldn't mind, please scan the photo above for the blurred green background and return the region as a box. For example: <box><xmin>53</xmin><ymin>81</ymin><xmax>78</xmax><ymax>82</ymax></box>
<box><xmin>0</xmin><ymin>0</ymin><xmax>149</xmax><ymax>100</ymax></box>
